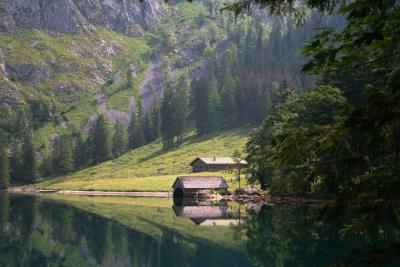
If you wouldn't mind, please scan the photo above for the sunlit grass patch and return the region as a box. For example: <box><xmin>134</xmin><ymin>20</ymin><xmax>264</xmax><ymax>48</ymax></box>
<box><xmin>36</xmin><ymin>126</ymin><xmax>254</xmax><ymax>191</ymax></box>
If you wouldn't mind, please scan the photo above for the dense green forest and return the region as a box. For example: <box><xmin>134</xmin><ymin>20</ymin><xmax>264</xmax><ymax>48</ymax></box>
<box><xmin>0</xmin><ymin>0</ymin><xmax>344</xmax><ymax>186</ymax></box>
<box><xmin>0</xmin><ymin>0</ymin><xmax>399</xmax><ymax>211</ymax></box>
<box><xmin>243</xmin><ymin>0</ymin><xmax>399</xmax><ymax>200</ymax></box>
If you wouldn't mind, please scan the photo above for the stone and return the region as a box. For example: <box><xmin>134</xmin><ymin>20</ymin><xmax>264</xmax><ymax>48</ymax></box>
<box><xmin>0</xmin><ymin>0</ymin><xmax>164</xmax><ymax>34</ymax></box>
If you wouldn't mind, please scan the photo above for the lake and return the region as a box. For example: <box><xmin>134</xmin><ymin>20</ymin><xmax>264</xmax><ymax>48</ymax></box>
<box><xmin>0</xmin><ymin>193</ymin><xmax>398</xmax><ymax>267</ymax></box>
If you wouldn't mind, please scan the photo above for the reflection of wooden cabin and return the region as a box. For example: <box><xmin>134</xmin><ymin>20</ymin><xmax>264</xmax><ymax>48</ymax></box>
<box><xmin>173</xmin><ymin>205</ymin><xmax>228</xmax><ymax>218</ymax></box>
<box><xmin>190</xmin><ymin>157</ymin><xmax>248</xmax><ymax>172</ymax></box>
<box><xmin>172</xmin><ymin>205</ymin><xmax>243</xmax><ymax>226</ymax></box>
<box><xmin>173</xmin><ymin>205</ymin><xmax>229</xmax><ymax>225</ymax></box>
<box><xmin>172</xmin><ymin>176</ymin><xmax>228</xmax><ymax>198</ymax></box>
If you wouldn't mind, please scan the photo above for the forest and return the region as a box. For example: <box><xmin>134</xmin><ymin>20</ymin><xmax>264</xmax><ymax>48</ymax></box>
<box><xmin>0</xmin><ymin>0</ymin><xmax>397</xmax><ymax>198</ymax></box>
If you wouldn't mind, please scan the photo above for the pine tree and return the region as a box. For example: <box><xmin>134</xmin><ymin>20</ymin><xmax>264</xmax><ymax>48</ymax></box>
<box><xmin>207</xmin><ymin>73</ymin><xmax>221</xmax><ymax>130</ymax></box>
<box><xmin>221</xmin><ymin>74</ymin><xmax>237</xmax><ymax>122</ymax></box>
<box><xmin>0</xmin><ymin>146</ymin><xmax>10</xmax><ymax>190</ymax></box>
<box><xmin>53</xmin><ymin>135</ymin><xmax>74</xmax><ymax>174</ymax></box>
<box><xmin>21</xmin><ymin>133</ymin><xmax>38</xmax><ymax>184</ymax></box>
<box><xmin>151</xmin><ymin>101</ymin><xmax>161</xmax><ymax>140</ymax></box>
<box><xmin>175</xmin><ymin>76</ymin><xmax>189</xmax><ymax>143</ymax></box>
<box><xmin>128</xmin><ymin>112</ymin><xmax>145</xmax><ymax>149</ymax></box>
<box><xmin>161</xmin><ymin>85</ymin><xmax>177</xmax><ymax>149</ymax></box>
<box><xmin>51</xmin><ymin>136</ymin><xmax>62</xmax><ymax>174</ymax></box>
<box><xmin>143</xmin><ymin>113</ymin><xmax>155</xmax><ymax>143</ymax></box>
<box><xmin>192</xmin><ymin>77</ymin><xmax>210</xmax><ymax>135</ymax></box>
<box><xmin>90</xmin><ymin>114</ymin><xmax>112</xmax><ymax>164</ymax></box>
<box><xmin>113</xmin><ymin>121</ymin><xmax>128</xmax><ymax>158</ymax></box>
<box><xmin>74</xmin><ymin>133</ymin><xmax>89</xmax><ymax>169</ymax></box>
<box><xmin>9</xmin><ymin>144</ymin><xmax>23</xmax><ymax>183</ymax></box>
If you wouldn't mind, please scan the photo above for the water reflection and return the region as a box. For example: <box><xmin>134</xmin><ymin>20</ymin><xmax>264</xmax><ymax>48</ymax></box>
<box><xmin>244</xmin><ymin>204</ymin><xmax>400</xmax><ymax>267</ymax></box>
<box><xmin>173</xmin><ymin>200</ymin><xmax>244</xmax><ymax>226</ymax></box>
<box><xmin>0</xmin><ymin>193</ymin><xmax>253</xmax><ymax>267</ymax></box>
<box><xmin>0</xmin><ymin>193</ymin><xmax>398</xmax><ymax>267</ymax></box>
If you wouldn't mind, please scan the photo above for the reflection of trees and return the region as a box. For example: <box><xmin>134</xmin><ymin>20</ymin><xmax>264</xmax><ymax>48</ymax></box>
<box><xmin>112</xmin><ymin>223</ymin><xmax>128</xmax><ymax>257</ymax></box>
<box><xmin>0</xmin><ymin>193</ymin><xmax>9</xmax><ymax>232</ymax></box>
<box><xmin>0</xmin><ymin>195</ymin><xmax>255</xmax><ymax>267</ymax></box>
<box><xmin>245</xmin><ymin>204</ymin><xmax>400</xmax><ymax>267</ymax></box>
<box><xmin>128</xmin><ymin>226</ymin><xmax>160</xmax><ymax>267</ymax></box>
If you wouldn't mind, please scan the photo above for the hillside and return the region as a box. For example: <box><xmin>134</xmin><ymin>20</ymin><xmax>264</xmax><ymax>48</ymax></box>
<box><xmin>36</xmin><ymin>126</ymin><xmax>253</xmax><ymax>191</ymax></box>
<box><xmin>0</xmin><ymin>1</ymin><xmax>214</xmax><ymax>152</ymax></box>
<box><xmin>0</xmin><ymin>0</ymin><xmax>332</xmax><ymax>188</ymax></box>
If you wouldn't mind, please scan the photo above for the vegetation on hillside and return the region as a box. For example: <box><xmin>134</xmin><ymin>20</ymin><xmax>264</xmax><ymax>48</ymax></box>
<box><xmin>36</xmin><ymin>126</ymin><xmax>252</xmax><ymax>191</ymax></box>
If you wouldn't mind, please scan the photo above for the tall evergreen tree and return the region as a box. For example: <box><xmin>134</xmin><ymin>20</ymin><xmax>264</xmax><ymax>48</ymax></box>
<box><xmin>0</xmin><ymin>146</ymin><xmax>10</xmax><ymax>189</ymax></box>
<box><xmin>151</xmin><ymin>101</ymin><xmax>161</xmax><ymax>140</ymax></box>
<box><xmin>161</xmin><ymin>85</ymin><xmax>177</xmax><ymax>149</ymax></box>
<box><xmin>128</xmin><ymin>112</ymin><xmax>145</xmax><ymax>149</ymax></box>
<box><xmin>192</xmin><ymin>77</ymin><xmax>210</xmax><ymax>135</ymax></box>
<box><xmin>52</xmin><ymin>135</ymin><xmax>74</xmax><ymax>175</ymax></box>
<box><xmin>175</xmin><ymin>76</ymin><xmax>189</xmax><ymax>143</ymax></box>
<box><xmin>74</xmin><ymin>133</ymin><xmax>89</xmax><ymax>169</ymax></box>
<box><xmin>113</xmin><ymin>121</ymin><xmax>128</xmax><ymax>158</ymax></box>
<box><xmin>21</xmin><ymin>133</ymin><xmax>38</xmax><ymax>184</ymax></box>
<box><xmin>89</xmin><ymin>114</ymin><xmax>112</xmax><ymax>164</ymax></box>
<box><xmin>143</xmin><ymin>113</ymin><xmax>155</xmax><ymax>143</ymax></box>
<box><xmin>9</xmin><ymin>144</ymin><xmax>23</xmax><ymax>183</ymax></box>
<box><xmin>221</xmin><ymin>75</ymin><xmax>237</xmax><ymax>121</ymax></box>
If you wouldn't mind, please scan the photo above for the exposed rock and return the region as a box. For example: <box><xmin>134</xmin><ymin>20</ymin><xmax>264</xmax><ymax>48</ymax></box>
<box><xmin>5</xmin><ymin>63</ymin><xmax>52</xmax><ymax>84</ymax></box>
<box><xmin>80</xmin><ymin>113</ymin><xmax>99</xmax><ymax>134</ymax></box>
<box><xmin>0</xmin><ymin>77</ymin><xmax>25</xmax><ymax>105</ymax></box>
<box><xmin>0</xmin><ymin>0</ymin><xmax>164</xmax><ymax>34</ymax></box>
<box><xmin>140</xmin><ymin>60</ymin><xmax>165</xmax><ymax>113</ymax></box>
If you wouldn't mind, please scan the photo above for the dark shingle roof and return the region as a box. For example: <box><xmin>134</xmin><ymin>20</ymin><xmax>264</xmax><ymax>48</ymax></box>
<box><xmin>172</xmin><ymin>176</ymin><xmax>228</xmax><ymax>189</ymax></box>
<box><xmin>190</xmin><ymin>157</ymin><xmax>248</xmax><ymax>166</ymax></box>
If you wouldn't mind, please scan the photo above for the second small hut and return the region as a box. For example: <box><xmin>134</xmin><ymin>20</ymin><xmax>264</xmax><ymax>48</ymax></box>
<box><xmin>172</xmin><ymin>176</ymin><xmax>228</xmax><ymax>198</ymax></box>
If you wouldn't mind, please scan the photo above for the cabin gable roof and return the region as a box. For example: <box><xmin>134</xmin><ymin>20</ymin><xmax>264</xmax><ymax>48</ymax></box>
<box><xmin>172</xmin><ymin>176</ymin><xmax>228</xmax><ymax>189</ymax></box>
<box><xmin>190</xmin><ymin>157</ymin><xmax>248</xmax><ymax>166</ymax></box>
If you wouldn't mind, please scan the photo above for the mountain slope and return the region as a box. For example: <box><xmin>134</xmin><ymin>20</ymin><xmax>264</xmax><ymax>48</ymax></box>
<box><xmin>35</xmin><ymin>126</ymin><xmax>253</xmax><ymax>191</ymax></box>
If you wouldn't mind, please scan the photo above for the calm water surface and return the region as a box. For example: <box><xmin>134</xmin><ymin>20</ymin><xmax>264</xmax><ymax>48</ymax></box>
<box><xmin>0</xmin><ymin>193</ymin><xmax>398</xmax><ymax>267</ymax></box>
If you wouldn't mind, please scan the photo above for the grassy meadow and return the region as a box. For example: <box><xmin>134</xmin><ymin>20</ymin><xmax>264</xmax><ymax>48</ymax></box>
<box><xmin>36</xmin><ymin>126</ymin><xmax>255</xmax><ymax>192</ymax></box>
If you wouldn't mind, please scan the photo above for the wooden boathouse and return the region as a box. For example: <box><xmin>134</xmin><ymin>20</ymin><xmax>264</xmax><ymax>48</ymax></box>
<box><xmin>172</xmin><ymin>176</ymin><xmax>228</xmax><ymax>198</ymax></box>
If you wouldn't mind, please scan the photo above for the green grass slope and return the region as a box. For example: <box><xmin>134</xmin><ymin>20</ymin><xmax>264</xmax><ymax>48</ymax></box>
<box><xmin>37</xmin><ymin>126</ymin><xmax>254</xmax><ymax>191</ymax></box>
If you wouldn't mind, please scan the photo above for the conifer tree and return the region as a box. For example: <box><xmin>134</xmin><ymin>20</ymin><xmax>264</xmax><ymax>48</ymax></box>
<box><xmin>221</xmin><ymin>74</ymin><xmax>237</xmax><ymax>121</ymax></box>
<box><xmin>143</xmin><ymin>113</ymin><xmax>155</xmax><ymax>143</ymax></box>
<box><xmin>175</xmin><ymin>76</ymin><xmax>189</xmax><ymax>143</ymax></box>
<box><xmin>151</xmin><ymin>101</ymin><xmax>161</xmax><ymax>140</ymax></box>
<box><xmin>0</xmin><ymin>146</ymin><xmax>10</xmax><ymax>190</ymax></box>
<box><xmin>128</xmin><ymin>112</ymin><xmax>145</xmax><ymax>149</ymax></box>
<box><xmin>161</xmin><ymin>85</ymin><xmax>177</xmax><ymax>149</ymax></box>
<box><xmin>40</xmin><ymin>154</ymin><xmax>52</xmax><ymax>178</ymax></box>
<box><xmin>74</xmin><ymin>133</ymin><xmax>89</xmax><ymax>169</ymax></box>
<box><xmin>90</xmin><ymin>114</ymin><xmax>112</xmax><ymax>164</ymax></box>
<box><xmin>113</xmin><ymin>121</ymin><xmax>128</xmax><ymax>158</ymax></box>
<box><xmin>9</xmin><ymin>144</ymin><xmax>23</xmax><ymax>183</ymax></box>
<box><xmin>21</xmin><ymin>132</ymin><xmax>38</xmax><ymax>184</ymax></box>
<box><xmin>53</xmin><ymin>135</ymin><xmax>74</xmax><ymax>174</ymax></box>
<box><xmin>192</xmin><ymin>77</ymin><xmax>210</xmax><ymax>135</ymax></box>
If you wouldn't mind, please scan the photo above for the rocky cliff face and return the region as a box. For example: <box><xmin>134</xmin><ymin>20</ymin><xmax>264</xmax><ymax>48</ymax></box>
<box><xmin>0</xmin><ymin>0</ymin><xmax>164</xmax><ymax>34</ymax></box>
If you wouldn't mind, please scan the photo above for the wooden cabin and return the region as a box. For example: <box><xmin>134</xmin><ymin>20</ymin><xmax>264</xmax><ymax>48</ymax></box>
<box><xmin>172</xmin><ymin>176</ymin><xmax>228</xmax><ymax>198</ymax></box>
<box><xmin>190</xmin><ymin>157</ymin><xmax>248</xmax><ymax>172</ymax></box>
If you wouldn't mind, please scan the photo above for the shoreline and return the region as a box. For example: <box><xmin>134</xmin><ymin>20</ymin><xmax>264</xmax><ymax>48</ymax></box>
<box><xmin>8</xmin><ymin>187</ymin><xmax>172</xmax><ymax>197</ymax></box>
<box><xmin>7</xmin><ymin>187</ymin><xmax>330</xmax><ymax>204</ymax></box>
